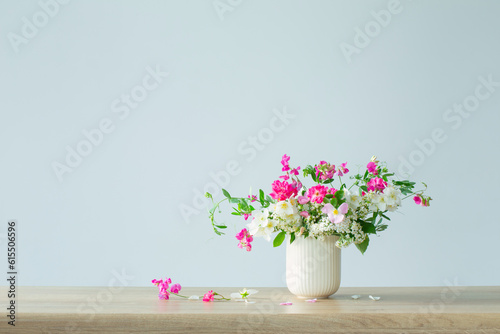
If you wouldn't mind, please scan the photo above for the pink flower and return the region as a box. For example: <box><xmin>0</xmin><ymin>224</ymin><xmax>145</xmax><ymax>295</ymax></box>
<box><xmin>270</xmin><ymin>180</ymin><xmax>298</xmax><ymax>201</ymax></box>
<box><xmin>414</xmin><ymin>194</ymin><xmax>431</xmax><ymax>207</ymax></box>
<box><xmin>279</xmin><ymin>174</ymin><xmax>290</xmax><ymax>181</ymax></box>
<box><xmin>236</xmin><ymin>228</ymin><xmax>253</xmax><ymax>252</ymax></box>
<box><xmin>159</xmin><ymin>290</ymin><xmax>170</xmax><ymax>300</ymax></box>
<box><xmin>248</xmin><ymin>195</ymin><xmax>257</xmax><ymax>202</ymax></box>
<box><xmin>297</xmin><ymin>196</ymin><xmax>309</xmax><ymax>204</ymax></box>
<box><xmin>367</xmin><ymin>178</ymin><xmax>387</xmax><ymax>192</ymax></box>
<box><xmin>367</xmin><ymin>161</ymin><xmax>378</xmax><ymax>175</ymax></box>
<box><xmin>337</xmin><ymin>162</ymin><xmax>349</xmax><ymax>176</ymax></box>
<box><xmin>327</xmin><ymin>188</ymin><xmax>338</xmax><ymax>195</ymax></box>
<box><xmin>413</xmin><ymin>195</ymin><xmax>422</xmax><ymax>205</ymax></box>
<box><xmin>306</xmin><ymin>185</ymin><xmax>328</xmax><ymax>203</ymax></box>
<box><xmin>322</xmin><ymin>202</ymin><xmax>349</xmax><ymax>224</ymax></box>
<box><xmin>170</xmin><ymin>284</ymin><xmax>181</xmax><ymax>294</ymax></box>
<box><xmin>290</xmin><ymin>166</ymin><xmax>301</xmax><ymax>176</ymax></box>
<box><xmin>281</xmin><ymin>154</ymin><xmax>291</xmax><ymax>172</ymax></box>
<box><xmin>315</xmin><ymin>161</ymin><xmax>336</xmax><ymax>180</ymax></box>
<box><xmin>203</xmin><ymin>290</ymin><xmax>215</xmax><ymax>302</ymax></box>
<box><xmin>300</xmin><ymin>211</ymin><xmax>310</xmax><ymax>218</ymax></box>
<box><xmin>243</xmin><ymin>213</ymin><xmax>251</xmax><ymax>221</ymax></box>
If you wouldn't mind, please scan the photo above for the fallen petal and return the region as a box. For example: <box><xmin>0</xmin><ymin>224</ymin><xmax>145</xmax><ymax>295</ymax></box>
<box><xmin>306</xmin><ymin>299</ymin><xmax>317</xmax><ymax>303</ymax></box>
<box><xmin>279</xmin><ymin>302</ymin><xmax>293</xmax><ymax>305</ymax></box>
<box><xmin>369</xmin><ymin>295</ymin><xmax>381</xmax><ymax>301</ymax></box>
<box><xmin>351</xmin><ymin>295</ymin><xmax>361</xmax><ymax>300</ymax></box>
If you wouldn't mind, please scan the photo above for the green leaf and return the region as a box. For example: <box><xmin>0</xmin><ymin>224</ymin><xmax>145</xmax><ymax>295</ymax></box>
<box><xmin>222</xmin><ymin>189</ymin><xmax>231</xmax><ymax>199</ymax></box>
<box><xmin>380</xmin><ymin>213</ymin><xmax>390</xmax><ymax>221</ymax></box>
<box><xmin>214</xmin><ymin>225</ymin><xmax>227</xmax><ymax>229</ymax></box>
<box><xmin>355</xmin><ymin>236</ymin><xmax>370</xmax><ymax>255</ymax></box>
<box><xmin>376</xmin><ymin>224</ymin><xmax>388</xmax><ymax>232</ymax></box>
<box><xmin>335</xmin><ymin>189</ymin><xmax>344</xmax><ymax>200</ymax></box>
<box><xmin>325</xmin><ymin>194</ymin><xmax>334</xmax><ymax>199</ymax></box>
<box><xmin>290</xmin><ymin>232</ymin><xmax>296</xmax><ymax>244</ymax></box>
<box><xmin>331</xmin><ymin>198</ymin><xmax>338</xmax><ymax>207</ymax></box>
<box><xmin>229</xmin><ymin>198</ymin><xmax>240</xmax><ymax>204</ymax></box>
<box><xmin>361</xmin><ymin>223</ymin><xmax>376</xmax><ymax>234</ymax></box>
<box><xmin>259</xmin><ymin>189</ymin><xmax>265</xmax><ymax>203</ymax></box>
<box><xmin>273</xmin><ymin>231</ymin><xmax>286</xmax><ymax>247</ymax></box>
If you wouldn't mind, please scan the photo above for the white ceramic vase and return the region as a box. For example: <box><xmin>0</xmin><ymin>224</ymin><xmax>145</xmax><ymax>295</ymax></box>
<box><xmin>285</xmin><ymin>235</ymin><xmax>341</xmax><ymax>299</ymax></box>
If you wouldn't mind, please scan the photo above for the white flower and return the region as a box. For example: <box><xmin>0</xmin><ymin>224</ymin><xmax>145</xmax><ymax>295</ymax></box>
<box><xmin>383</xmin><ymin>186</ymin><xmax>401</xmax><ymax>211</ymax></box>
<box><xmin>271</xmin><ymin>199</ymin><xmax>298</xmax><ymax>218</ymax></box>
<box><xmin>230</xmin><ymin>288</ymin><xmax>258</xmax><ymax>301</ymax></box>
<box><xmin>345</xmin><ymin>189</ymin><xmax>362</xmax><ymax>209</ymax></box>
<box><xmin>247</xmin><ymin>209</ymin><xmax>274</xmax><ymax>241</ymax></box>
<box><xmin>373</xmin><ymin>194</ymin><xmax>387</xmax><ymax>211</ymax></box>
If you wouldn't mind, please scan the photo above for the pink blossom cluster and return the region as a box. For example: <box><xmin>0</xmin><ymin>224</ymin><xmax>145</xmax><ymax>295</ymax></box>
<box><xmin>270</xmin><ymin>155</ymin><xmax>302</xmax><ymax>201</ymax></box>
<box><xmin>367</xmin><ymin>177</ymin><xmax>387</xmax><ymax>192</ymax></box>
<box><xmin>236</xmin><ymin>228</ymin><xmax>253</xmax><ymax>251</ymax></box>
<box><xmin>152</xmin><ymin>278</ymin><xmax>181</xmax><ymax>300</ymax></box>
<box><xmin>414</xmin><ymin>194</ymin><xmax>431</xmax><ymax>207</ymax></box>
<box><xmin>304</xmin><ymin>185</ymin><xmax>337</xmax><ymax>204</ymax></box>
<box><xmin>203</xmin><ymin>290</ymin><xmax>215</xmax><ymax>302</ymax></box>
<box><xmin>314</xmin><ymin>161</ymin><xmax>349</xmax><ymax>180</ymax></box>
<box><xmin>367</xmin><ymin>161</ymin><xmax>378</xmax><ymax>175</ymax></box>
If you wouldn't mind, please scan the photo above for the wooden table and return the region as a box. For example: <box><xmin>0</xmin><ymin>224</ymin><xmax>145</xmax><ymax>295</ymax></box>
<box><xmin>1</xmin><ymin>286</ymin><xmax>499</xmax><ymax>333</ymax></box>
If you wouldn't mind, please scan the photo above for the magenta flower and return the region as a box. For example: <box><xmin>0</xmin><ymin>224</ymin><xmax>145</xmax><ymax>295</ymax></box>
<box><xmin>322</xmin><ymin>202</ymin><xmax>349</xmax><ymax>224</ymax></box>
<box><xmin>290</xmin><ymin>166</ymin><xmax>301</xmax><ymax>176</ymax></box>
<box><xmin>367</xmin><ymin>178</ymin><xmax>387</xmax><ymax>192</ymax></box>
<box><xmin>203</xmin><ymin>290</ymin><xmax>215</xmax><ymax>302</ymax></box>
<box><xmin>306</xmin><ymin>185</ymin><xmax>328</xmax><ymax>203</ymax></box>
<box><xmin>279</xmin><ymin>174</ymin><xmax>290</xmax><ymax>181</ymax></box>
<box><xmin>328</xmin><ymin>187</ymin><xmax>338</xmax><ymax>195</ymax></box>
<box><xmin>158</xmin><ymin>290</ymin><xmax>170</xmax><ymax>300</ymax></box>
<box><xmin>270</xmin><ymin>180</ymin><xmax>297</xmax><ymax>201</ymax></box>
<box><xmin>315</xmin><ymin>161</ymin><xmax>336</xmax><ymax>180</ymax></box>
<box><xmin>170</xmin><ymin>284</ymin><xmax>182</xmax><ymax>294</ymax></box>
<box><xmin>413</xmin><ymin>195</ymin><xmax>422</xmax><ymax>205</ymax></box>
<box><xmin>337</xmin><ymin>162</ymin><xmax>349</xmax><ymax>176</ymax></box>
<box><xmin>281</xmin><ymin>154</ymin><xmax>291</xmax><ymax>172</ymax></box>
<box><xmin>243</xmin><ymin>213</ymin><xmax>251</xmax><ymax>221</ymax></box>
<box><xmin>367</xmin><ymin>161</ymin><xmax>378</xmax><ymax>175</ymax></box>
<box><xmin>248</xmin><ymin>195</ymin><xmax>257</xmax><ymax>202</ymax></box>
<box><xmin>236</xmin><ymin>228</ymin><xmax>253</xmax><ymax>252</ymax></box>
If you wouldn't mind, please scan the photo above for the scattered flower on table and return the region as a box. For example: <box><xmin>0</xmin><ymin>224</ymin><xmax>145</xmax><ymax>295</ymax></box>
<box><xmin>306</xmin><ymin>299</ymin><xmax>317</xmax><ymax>303</ymax></box>
<box><xmin>207</xmin><ymin>154</ymin><xmax>432</xmax><ymax>254</ymax></box>
<box><xmin>230</xmin><ymin>288</ymin><xmax>258</xmax><ymax>302</ymax></box>
<box><xmin>152</xmin><ymin>277</ymin><xmax>229</xmax><ymax>301</ymax></box>
<box><xmin>280</xmin><ymin>302</ymin><xmax>293</xmax><ymax>306</ymax></box>
<box><xmin>351</xmin><ymin>295</ymin><xmax>361</xmax><ymax>300</ymax></box>
<box><xmin>369</xmin><ymin>295</ymin><xmax>381</xmax><ymax>301</ymax></box>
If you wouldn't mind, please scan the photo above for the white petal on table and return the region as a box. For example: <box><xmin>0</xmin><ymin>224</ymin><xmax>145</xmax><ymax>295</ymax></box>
<box><xmin>351</xmin><ymin>295</ymin><xmax>361</xmax><ymax>300</ymax></box>
<box><xmin>369</xmin><ymin>295</ymin><xmax>381</xmax><ymax>301</ymax></box>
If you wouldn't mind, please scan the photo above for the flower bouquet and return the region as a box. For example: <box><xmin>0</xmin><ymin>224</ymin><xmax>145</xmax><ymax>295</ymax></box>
<box><xmin>207</xmin><ymin>155</ymin><xmax>431</xmax><ymax>254</ymax></box>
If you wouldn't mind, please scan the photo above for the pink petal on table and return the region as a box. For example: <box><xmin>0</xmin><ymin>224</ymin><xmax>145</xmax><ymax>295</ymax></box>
<box><xmin>279</xmin><ymin>302</ymin><xmax>293</xmax><ymax>305</ymax></box>
<box><xmin>306</xmin><ymin>299</ymin><xmax>317</xmax><ymax>303</ymax></box>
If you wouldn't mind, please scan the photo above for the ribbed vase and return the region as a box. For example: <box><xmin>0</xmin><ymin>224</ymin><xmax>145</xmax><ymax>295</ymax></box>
<box><xmin>285</xmin><ymin>235</ymin><xmax>341</xmax><ymax>299</ymax></box>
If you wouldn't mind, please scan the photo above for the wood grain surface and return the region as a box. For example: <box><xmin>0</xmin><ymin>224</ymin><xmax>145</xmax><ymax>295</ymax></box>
<box><xmin>1</xmin><ymin>286</ymin><xmax>499</xmax><ymax>333</ymax></box>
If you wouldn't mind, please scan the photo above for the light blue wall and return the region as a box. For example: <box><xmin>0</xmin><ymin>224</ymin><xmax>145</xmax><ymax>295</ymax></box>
<box><xmin>1</xmin><ymin>0</ymin><xmax>499</xmax><ymax>287</ymax></box>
